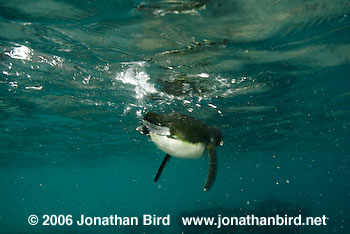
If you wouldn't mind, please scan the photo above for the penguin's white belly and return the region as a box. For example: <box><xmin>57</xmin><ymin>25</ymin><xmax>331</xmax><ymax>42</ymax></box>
<box><xmin>150</xmin><ymin>132</ymin><xmax>206</xmax><ymax>159</ymax></box>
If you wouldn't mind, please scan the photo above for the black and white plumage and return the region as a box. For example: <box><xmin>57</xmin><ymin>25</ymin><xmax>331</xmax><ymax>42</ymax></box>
<box><xmin>137</xmin><ymin>112</ymin><xmax>223</xmax><ymax>191</ymax></box>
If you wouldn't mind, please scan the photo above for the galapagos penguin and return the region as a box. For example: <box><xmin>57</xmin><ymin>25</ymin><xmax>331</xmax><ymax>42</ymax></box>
<box><xmin>137</xmin><ymin>112</ymin><xmax>223</xmax><ymax>191</ymax></box>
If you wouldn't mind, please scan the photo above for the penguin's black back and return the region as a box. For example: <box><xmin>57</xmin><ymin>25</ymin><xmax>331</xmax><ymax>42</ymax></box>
<box><xmin>144</xmin><ymin>112</ymin><xmax>222</xmax><ymax>145</ymax></box>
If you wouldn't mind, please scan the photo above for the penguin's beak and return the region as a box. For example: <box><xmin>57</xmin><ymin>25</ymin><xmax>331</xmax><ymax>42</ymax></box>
<box><xmin>136</xmin><ymin>125</ymin><xmax>142</xmax><ymax>132</ymax></box>
<box><xmin>136</xmin><ymin>125</ymin><xmax>148</xmax><ymax>135</ymax></box>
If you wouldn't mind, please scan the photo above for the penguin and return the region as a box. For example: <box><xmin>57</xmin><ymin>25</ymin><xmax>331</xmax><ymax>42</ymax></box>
<box><xmin>137</xmin><ymin>112</ymin><xmax>223</xmax><ymax>191</ymax></box>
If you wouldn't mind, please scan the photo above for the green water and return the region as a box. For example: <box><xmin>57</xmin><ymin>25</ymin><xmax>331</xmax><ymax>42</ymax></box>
<box><xmin>1</xmin><ymin>0</ymin><xmax>350</xmax><ymax>233</ymax></box>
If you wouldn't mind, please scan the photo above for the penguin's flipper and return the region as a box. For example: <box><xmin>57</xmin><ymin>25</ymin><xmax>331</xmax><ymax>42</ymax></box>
<box><xmin>204</xmin><ymin>143</ymin><xmax>217</xmax><ymax>191</ymax></box>
<box><xmin>154</xmin><ymin>154</ymin><xmax>171</xmax><ymax>182</ymax></box>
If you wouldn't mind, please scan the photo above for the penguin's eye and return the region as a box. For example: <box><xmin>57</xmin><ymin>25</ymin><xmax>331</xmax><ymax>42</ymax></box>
<box><xmin>219</xmin><ymin>140</ymin><xmax>224</xmax><ymax>146</ymax></box>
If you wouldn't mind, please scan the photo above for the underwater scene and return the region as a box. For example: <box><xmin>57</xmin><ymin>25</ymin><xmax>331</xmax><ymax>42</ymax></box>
<box><xmin>0</xmin><ymin>0</ymin><xmax>350</xmax><ymax>233</ymax></box>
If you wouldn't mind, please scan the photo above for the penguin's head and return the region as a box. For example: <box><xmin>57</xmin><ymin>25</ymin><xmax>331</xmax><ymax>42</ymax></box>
<box><xmin>136</xmin><ymin>124</ymin><xmax>149</xmax><ymax>135</ymax></box>
<box><xmin>136</xmin><ymin>112</ymin><xmax>154</xmax><ymax>135</ymax></box>
<box><xmin>136</xmin><ymin>112</ymin><xmax>170</xmax><ymax>136</ymax></box>
<box><xmin>209</xmin><ymin>128</ymin><xmax>223</xmax><ymax>146</ymax></box>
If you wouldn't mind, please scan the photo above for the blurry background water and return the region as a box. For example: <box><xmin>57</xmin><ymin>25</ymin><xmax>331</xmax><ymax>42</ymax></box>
<box><xmin>0</xmin><ymin>0</ymin><xmax>349</xmax><ymax>233</ymax></box>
